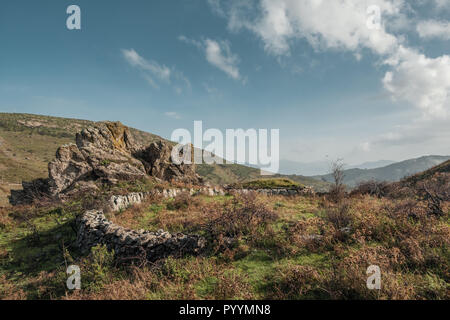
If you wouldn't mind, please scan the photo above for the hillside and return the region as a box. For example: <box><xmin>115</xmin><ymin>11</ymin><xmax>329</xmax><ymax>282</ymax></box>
<box><xmin>399</xmin><ymin>159</ymin><xmax>450</xmax><ymax>187</ymax></box>
<box><xmin>313</xmin><ymin>155</ymin><xmax>450</xmax><ymax>187</ymax></box>
<box><xmin>0</xmin><ymin>113</ymin><xmax>327</xmax><ymax>206</ymax></box>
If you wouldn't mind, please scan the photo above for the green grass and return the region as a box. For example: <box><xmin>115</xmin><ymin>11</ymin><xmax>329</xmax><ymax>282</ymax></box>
<box><xmin>1</xmin><ymin>191</ymin><xmax>449</xmax><ymax>300</ymax></box>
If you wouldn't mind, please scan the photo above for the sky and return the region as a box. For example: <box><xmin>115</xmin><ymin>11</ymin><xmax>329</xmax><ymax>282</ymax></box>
<box><xmin>0</xmin><ymin>0</ymin><xmax>449</xmax><ymax>169</ymax></box>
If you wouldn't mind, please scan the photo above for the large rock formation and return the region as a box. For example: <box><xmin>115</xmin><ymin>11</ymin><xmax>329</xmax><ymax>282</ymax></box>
<box><xmin>46</xmin><ymin>122</ymin><xmax>148</xmax><ymax>196</ymax></box>
<box><xmin>141</xmin><ymin>141</ymin><xmax>199</xmax><ymax>184</ymax></box>
<box><xmin>10</xmin><ymin>121</ymin><xmax>201</xmax><ymax>204</ymax></box>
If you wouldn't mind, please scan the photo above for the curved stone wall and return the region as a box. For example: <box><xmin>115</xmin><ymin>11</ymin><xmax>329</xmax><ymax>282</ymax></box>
<box><xmin>76</xmin><ymin>210</ymin><xmax>206</xmax><ymax>262</ymax></box>
<box><xmin>78</xmin><ymin>186</ymin><xmax>314</xmax><ymax>262</ymax></box>
<box><xmin>108</xmin><ymin>187</ymin><xmax>226</xmax><ymax>212</ymax></box>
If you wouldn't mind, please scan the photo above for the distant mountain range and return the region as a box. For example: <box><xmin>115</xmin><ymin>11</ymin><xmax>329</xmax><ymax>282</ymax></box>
<box><xmin>312</xmin><ymin>155</ymin><xmax>450</xmax><ymax>187</ymax></box>
<box><xmin>278</xmin><ymin>159</ymin><xmax>396</xmax><ymax>176</ymax></box>
<box><xmin>346</xmin><ymin>160</ymin><xmax>396</xmax><ymax>170</ymax></box>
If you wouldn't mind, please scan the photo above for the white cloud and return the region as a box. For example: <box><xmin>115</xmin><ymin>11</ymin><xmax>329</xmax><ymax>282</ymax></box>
<box><xmin>164</xmin><ymin>111</ymin><xmax>181</xmax><ymax>119</ymax></box>
<box><xmin>417</xmin><ymin>20</ymin><xmax>450</xmax><ymax>39</ymax></box>
<box><xmin>433</xmin><ymin>0</ymin><xmax>450</xmax><ymax>9</ymax></box>
<box><xmin>360</xmin><ymin>142</ymin><xmax>371</xmax><ymax>152</ymax></box>
<box><xmin>179</xmin><ymin>36</ymin><xmax>242</xmax><ymax>81</ymax></box>
<box><xmin>122</xmin><ymin>49</ymin><xmax>171</xmax><ymax>81</ymax></box>
<box><xmin>221</xmin><ymin>0</ymin><xmax>402</xmax><ymax>56</ymax></box>
<box><xmin>204</xmin><ymin>39</ymin><xmax>241</xmax><ymax>80</ymax></box>
<box><xmin>209</xmin><ymin>0</ymin><xmax>450</xmax><ymax>118</ymax></box>
<box><xmin>121</xmin><ymin>48</ymin><xmax>190</xmax><ymax>92</ymax></box>
<box><xmin>383</xmin><ymin>47</ymin><xmax>450</xmax><ymax>118</ymax></box>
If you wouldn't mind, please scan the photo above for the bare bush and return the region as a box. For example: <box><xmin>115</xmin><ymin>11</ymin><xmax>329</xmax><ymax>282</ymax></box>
<box><xmin>328</xmin><ymin>159</ymin><xmax>346</xmax><ymax>203</ymax></box>
<box><xmin>205</xmin><ymin>192</ymin><xmax>278</xmax><ymax>246</ymax></box>
<box><xmin>352</xmin><ymin>180</ymin><xmax>390</xmax><ymax>198</ymax></box>
<box><xmin>417</xmin><ymin>173</ymin><xmax>449</xmax><ymax>217</ymax></box>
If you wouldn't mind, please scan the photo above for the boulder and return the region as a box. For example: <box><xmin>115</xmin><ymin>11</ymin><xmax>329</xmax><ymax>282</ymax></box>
<box><xmin>141</xmin><ymin>141</ymin><xmax>202</xmax><ymax>184</ymax></box>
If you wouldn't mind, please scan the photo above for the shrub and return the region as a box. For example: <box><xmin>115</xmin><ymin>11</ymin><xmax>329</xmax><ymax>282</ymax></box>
<box><xmin>0</xmin><ymin>275</ymin><xmax>26</xmax><ymax>299</ymax></box>
<box><xmin>81</xmin><ymin>244</ymin><xmax>115</xmax><ymax>292</ymax></box>
<box><xmin>205</xmin><ymin>192</ymin><xmax>278</xmax><ymax>248</ymax></box>
<box><xmin>269</xmin><ymin>265</ymin><xmax>327</xmax><ymax>299</ymax></box>
<box><xmin>211</xmin><ymin>270</ymin><xmax>254</xmax><ymax>300</ymax></box>
<box><xmin>166</xmin><ymin>191</ymin><xmax>194</xmax><ymax>211</ymax></box>
<box><xmin>328</xmin><ymin>160</ymin><xmax>346</xmax><ymax>203</ymax></box>
<box><xmin>351</xmin><ymin>180</ymin><xmax>390</xmax><ymax>198</ymax></box>
<box><xmin>328</xmin><ymin>245</ymin><xmax>415</xmax><ymax>300</ymax></box>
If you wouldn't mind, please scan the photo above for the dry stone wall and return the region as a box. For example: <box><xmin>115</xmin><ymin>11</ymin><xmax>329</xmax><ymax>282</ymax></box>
<box><xmin>78</xmin><ymin>186</ymin><xmax>315</xmax><ymax>262</ymax></box>
<box><xmin>108</xmin><ymin>187</ymin><xmax>226</xmax><ymax>212</ymax></box>
<box><xmin>233</xmin><ymin>187</ymin><xmax>315</xmax><ymax>196</ymax></box>
<box><xmin>76</xmin><ymin>210</ymin><xmax>206</xmax><ymax>262</ymax></box>
<box><xmin>108</xmin><ymin>186</ymin><xmax>314</xmax><ymax>212</ymax></box>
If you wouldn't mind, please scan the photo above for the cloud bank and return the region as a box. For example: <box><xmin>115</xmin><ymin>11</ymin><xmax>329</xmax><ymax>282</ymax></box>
<box><xmin>209</xmin><ymin>0</ymin><xmax>450</xmax><ymax>119</ymax></box>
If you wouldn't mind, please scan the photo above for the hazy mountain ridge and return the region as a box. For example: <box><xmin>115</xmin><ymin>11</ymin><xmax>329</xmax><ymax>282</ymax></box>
<box><xmin>279</xmin><ymin>159</ymin><xmax>397</xmax><ymax>176</ymax></box>
<box><xmin>346</xmin><ymin>160</ymin><xmax>396</xmax><ymax>170</ymax></box>
<box><xmin>313</xmin><ymin>155</ymin><xmax>450</xmax><ymax>187</ymax></box>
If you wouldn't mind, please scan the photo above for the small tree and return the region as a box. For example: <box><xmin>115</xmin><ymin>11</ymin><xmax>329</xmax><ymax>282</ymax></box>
<box><xmin>329</xmin><ymin>159</ymin><xmax>346</xmax><ymax>203</ymax></box>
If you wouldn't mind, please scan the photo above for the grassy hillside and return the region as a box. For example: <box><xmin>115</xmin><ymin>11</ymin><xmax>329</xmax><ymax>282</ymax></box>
<box><xmin>0</xmin><ymin>113</ymin><xmax>327</xmax><ymax>206</ymax></box>
<box><xmin>314</xmin><ymin>155</ymin><xmax>450</xmax><ymax>188</ymax></box>
<box><xmin>1</xmin><ymin>186</ymin><xmax>448</xmax><ymax>300</ymax></box>
<box><xmin>401</xmin><ymin>160</ymin><xmax>450</xmax><ymax>185</ymax></box>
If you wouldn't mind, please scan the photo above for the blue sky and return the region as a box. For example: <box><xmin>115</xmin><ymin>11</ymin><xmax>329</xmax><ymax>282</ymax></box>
<box><xmin>1</xmin><ymin>0</ymin><xmax>449</xmax><ymax>168</ymax></box>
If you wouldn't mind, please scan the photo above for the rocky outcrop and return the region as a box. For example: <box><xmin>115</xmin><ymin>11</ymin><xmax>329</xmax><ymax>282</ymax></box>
<box><xmin>10</xmin><ymin>122</ymin><xmax>200</xmax><ymax>205</ymax></box>
<box><xmin>140</xmin><ymin>141</ymin><xmax>202</xmax><ymax>184</ymax></box>
<box><xmin>76</xmin><ymin>211</ymin><xmax>206</xmax><ymax>262</ymax></box>
<box><xmin>47</xmin><ymin>122</ymin><xmax>147</xmax><ymax>196</ymax></box>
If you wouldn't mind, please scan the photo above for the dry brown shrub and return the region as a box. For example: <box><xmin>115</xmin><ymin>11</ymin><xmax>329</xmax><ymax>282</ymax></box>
<box><xmin>205</xmin><ymin>192</ymin><xmax>278</xmax><ymax>246</ymax></box>
<box><xmin>211</xmin><ymin>270</ymin><xmax>254</xmax><ymax>300</ymax></box>
<box><xmin>288</xmin><ymin>201</ymin><xmax>356</xmax><ymax>252</ymax></box>
<box><xmin>166</xmin><ymin>191</ymin><xmax>198</xmax><ymax>211</ymax></box>
<box><xmin>325</xmin><ymin>202</ymin><xmax>353</xmax><ymax>231</ymax></box>
<box><xmin>0</xmin><ymin>207</ymin><xmax>14</xmax><ymax>230</ymax></box>
<box><xmin>269</xmin><ymin>265</ymin><xmax>326</xmax><ymax>299</ymax></box>
<box><xmin>288</xmin><ymin>217</ymin><xmax>336</xmax><ymax>252</ymax></box>
<box><xmin>0</xmin><ymin>275</ymin><xmax>26</xmax><ymax>300</ymax></box>
<box><xmin>329</xmin><ymin>245</ymin><xmax>416</xmax><ymax>300</ymax></box>
<box><xmin>64</xmin><ymin>277</ymin><xmax>150</xmax><ymax>300</ymax></box>
<box><xmin>417</xmin><ymin>173</ymin><xmax>450</xmax><ymax>216</ymax></box>
<box><xmin>351</xmin><ymin>180</ymin><xmax>390</xmax><ymax>198</ymax></box>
